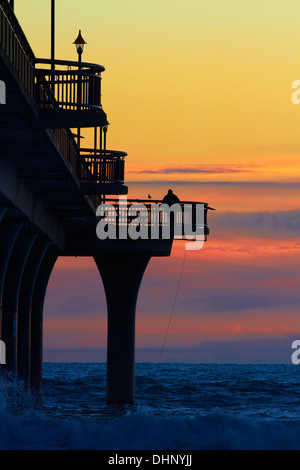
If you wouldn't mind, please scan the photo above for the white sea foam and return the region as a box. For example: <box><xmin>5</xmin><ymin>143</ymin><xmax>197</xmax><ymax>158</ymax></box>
<box><xmin>1</xmin><ymin>364</ymin><xmax>300</xmax><ymax>450</ymax></box>
<box><xmin>0</xmin><ymin>398</ymin><xmax>300</xmax><ymax>450</ymax></box>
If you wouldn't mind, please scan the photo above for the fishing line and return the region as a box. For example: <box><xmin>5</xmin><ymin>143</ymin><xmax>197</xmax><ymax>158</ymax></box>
<box><xmin>157</xmin><ymin>249</ymin><xmax>187</xmax><ymax>364</ymax></box>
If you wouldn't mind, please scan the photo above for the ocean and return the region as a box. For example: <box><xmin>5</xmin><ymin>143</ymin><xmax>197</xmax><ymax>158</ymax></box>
<box><xmin>1</xmin><ymin>362</ymin><xmax>300</xmax><ymax>450</ymax></box>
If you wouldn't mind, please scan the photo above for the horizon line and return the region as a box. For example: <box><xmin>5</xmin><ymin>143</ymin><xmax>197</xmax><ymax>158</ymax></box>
<box><xmin>126</xmin><ymin>180</ymin><xmax>300</xmax><ymax>186</ymax></box>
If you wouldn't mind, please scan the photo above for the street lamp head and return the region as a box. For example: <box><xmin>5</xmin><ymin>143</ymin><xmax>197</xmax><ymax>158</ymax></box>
<box><xmin>73</xmin><ymin>30</ymin><xmax>87</xmax><ymax>56</ymax></box>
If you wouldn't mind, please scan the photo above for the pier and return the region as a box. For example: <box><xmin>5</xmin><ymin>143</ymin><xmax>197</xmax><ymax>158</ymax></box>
<box><xmin>0</xmin><ymin>0</ymin><xmax>212</xmax><ymax>404</ymax></box>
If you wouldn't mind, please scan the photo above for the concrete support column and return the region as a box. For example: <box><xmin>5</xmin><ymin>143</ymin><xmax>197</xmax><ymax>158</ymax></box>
<box><xmin>94</xmin><ymin>254</ymin><xmax>151</xmax><ymax>405</ymax></box>
<box><xmin>17</xmin><ymin>239</ymin><xmax>49</xmax><ymax>384</ymax></box>
<box><xmin>2</xmin><ymin>230</ymin><xmax>38</xmax><ymax>372</ymax></box>
<box><xmin>0</xmin><ymin>219</ymin><xmax>23</xmax><ymax>340</ymax></box>
<box><xmin>30</xmin><ymin>250</ymin><xmax>58</xmax><ymax>392</ymax></box>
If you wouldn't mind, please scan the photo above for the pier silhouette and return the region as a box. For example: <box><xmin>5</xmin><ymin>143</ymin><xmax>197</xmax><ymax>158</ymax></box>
<box><xmin>0</xmin><ymin>0</ymin><xmax>212</xmax><ymax>404</ymax></box>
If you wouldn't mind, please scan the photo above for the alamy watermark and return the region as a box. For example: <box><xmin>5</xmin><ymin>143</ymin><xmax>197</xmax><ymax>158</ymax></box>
<box><xmin>0</xmin><ymin>80</ymin><xmax>6</xmax><ymax>105</ymax></box>
<box><xmin>291</xmin><ymin>340</ymin><xmax>300</xmax><ymax>364</ymax></box>
<box><xmin>0</xmin><ymin>340</ymin><xmax>6</xmax><ymax>365</ymax></box>
<box><xmin>291</xmin><ymin>80</ymin><xmax>300</xmax><ymax>104</ymax></box>
<box><xmin>96</xmin><ymin>197</ymin><xmax>206</xmax><ymax>251</ymax></box>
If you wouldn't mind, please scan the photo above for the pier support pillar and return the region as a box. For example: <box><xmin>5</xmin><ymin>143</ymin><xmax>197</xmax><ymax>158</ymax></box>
<box><xmin>2</xmin><ymin>230</ymin><xmax>38</xmax><ymax>371</ymax></box>
<box><xmin>17</xmin><ymin>239</ymin><xmax>49</xmax><ymax>384</ymax></box>
<box><xmin>30</xmin><ymin>250</ymin><xmax>58</xmax><ymax>392</ymax></box>
<box><xmin>94</xmin><ymin>254</ymin><xmax>151</xmax><ymax>405</ymax></box>
<box><xmin>0</xmin><ymin>219</ymin><xmax>23</xmax><ymax>340</ymax></box>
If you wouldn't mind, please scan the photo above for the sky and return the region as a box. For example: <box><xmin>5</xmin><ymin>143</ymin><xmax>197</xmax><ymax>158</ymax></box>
<box><xmin>15</xmin><ymin>0</ymin><xmax>300</xmax><ymax>363</ymax></box>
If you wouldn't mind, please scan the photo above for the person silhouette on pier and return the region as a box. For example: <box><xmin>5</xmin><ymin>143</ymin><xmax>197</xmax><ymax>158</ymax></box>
<box><xmin>162</xmin><ymin>189</ymin><xmax>180</xmax><ymax>205</ymax></box>
<box><xmin>161</xmin><ymin>190</ymin><xmax>180</xmax><ymax>233</ymax></box>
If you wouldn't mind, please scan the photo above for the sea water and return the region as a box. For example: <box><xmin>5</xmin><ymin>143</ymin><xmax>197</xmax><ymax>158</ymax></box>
<box><xmin>1</xmin><ymin>363</ymin><xmax>300</xmax><ymax>450</ymax></box>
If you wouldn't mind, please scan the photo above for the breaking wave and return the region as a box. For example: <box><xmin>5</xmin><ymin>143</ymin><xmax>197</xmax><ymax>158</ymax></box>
<box><xmin>1</xmin><ymin>363</ymin><xmax>300</xmax><ymax>450</ymax></box>
<box><xmin>1</xmin><ymin>407</ymin><xmax>300</xmax><ymax>450</ymax></box>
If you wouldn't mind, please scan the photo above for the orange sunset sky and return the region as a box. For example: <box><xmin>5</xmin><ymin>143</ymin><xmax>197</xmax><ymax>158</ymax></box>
<box><xmin>15</xmin><ymin>0</ymin><xmax>300</xmax><ymax>362</ymax></box>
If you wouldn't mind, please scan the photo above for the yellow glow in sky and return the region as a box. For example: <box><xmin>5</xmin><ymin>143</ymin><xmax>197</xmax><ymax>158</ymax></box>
<box><xmin>16</xmin><ymin>0</ymin><xmax>300</xmax><ymax>182</ymax></box>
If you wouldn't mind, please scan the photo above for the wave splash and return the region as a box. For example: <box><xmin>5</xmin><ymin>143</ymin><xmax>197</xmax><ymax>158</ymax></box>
<box><xmin>1</xmin><ymin>366</ymin><xmax>300</xmax><ymax>450</ymax></box>
<box><xmin>1</xmin><ymin>406</ymin><xmax>300</xmax><ymax>450</ymax></box>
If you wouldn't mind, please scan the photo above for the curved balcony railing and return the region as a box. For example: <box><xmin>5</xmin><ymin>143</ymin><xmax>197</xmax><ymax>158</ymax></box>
<box><xmin>0</xmin><ymin>1</ymin><xmax>127</xmax><ymax>198</ymax></box>
<box><xmin>47</xmin><ymin>129</ymin><xmax>126</xmax><ymax>192</ymax></box>
<box><xmin>79</xmin><ymin>149</ymin><xmax>127</xmax><ymax>194</ymax></box>
<box><xmin>35</xmin><ymin>58</ymin><xmax>108</xmax><ymax>128</ymax></box>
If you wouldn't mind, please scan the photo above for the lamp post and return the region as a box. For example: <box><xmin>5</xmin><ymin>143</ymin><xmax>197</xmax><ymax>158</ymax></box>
<box><xmin>51</xmin><ymin>0</ymin><xmax>55</xmax><ymax>95</ymax></box>
<box><xmin>51</xmin><ymin>0</ymin><xmax>55</xmax><ymax>68</ymax></box>
<box><xmin>73</xmin><ymin>30</ymin><xmax>87</xmax><ymax>147</ymax></box>
<box><xmin>73</xmin><ymin>30</ymin><xmax>86</xmax><ymax>64</ymax></box>
<box><xmin>103</xmin><ymin>126</ymin><xmax>107</xmax><ymax>151</ymax></box>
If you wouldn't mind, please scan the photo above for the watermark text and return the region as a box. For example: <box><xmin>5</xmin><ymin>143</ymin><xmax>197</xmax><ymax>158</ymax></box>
<box><xmin>291</xmin><ymin>80</ymin><xmax>300</xmax><ymax>104</ymax></box>
<box><xmin>291</xmin><ymin>340</ymin><xmax>300</xmax><ymax>364</ymax></box>
<box><xmin>0</xmin><ymin>340</ymin><xmax>6</xmax><ymax>365</ymax></box>
<box><xmin>0</xmin><ymin>80</ymin><xmax>6</xmax><ymax>105</ymax></box>
<box><xmin>107</xmin><ymin>453</ymin><xmax>192</xmax><ymax>467</ymax></box>
<box><xmin>96</xmin><ymin>197</ymin><xmax>206</xmax><ymax>251</ymax></box>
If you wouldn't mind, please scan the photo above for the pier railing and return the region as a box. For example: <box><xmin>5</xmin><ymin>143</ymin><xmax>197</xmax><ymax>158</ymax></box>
<box><xmin>0</xmin><ymin>0</ymin><xmax>35</xmax><ymax>100</ymax></box>
<box><xmin>0</xmin><ymin>1</ymin><xmax>126</xmax><ymax>197</ymax></box>
<box><xmin>48</xmin><ymin>130</ymin><xmax>126</xmax><ymax>188</ymax></box>
<box><xmin>78</xmin><ymin>149</ymin><xmax>126</xmax><ymax>185</ymax></box>
<box><xmin>50</xmin><ymin>127</ymin><xmax>79</xmax><ymax>171</ymax></box>
<box><xmin>98</xmin><ymin>199</ymin><xmax>213</xmax><ymax>240</ymax></box>
<box><xmin>35</xmin><ymin>58</ymin><xmax>104</xmax><ymax>113</ymax></box>
<box><xmin>0</xmin><ymin>2</ymin><xmax>105</xmax><ymax>122</ymax></box>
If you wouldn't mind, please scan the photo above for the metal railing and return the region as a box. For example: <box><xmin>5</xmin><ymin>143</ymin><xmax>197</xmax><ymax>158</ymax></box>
<box><xmin>98</xmin><ymin>199</ymin><xmax>212</xmax><ymax>240</ymax></box>
<box><xmin>0</xmin><ymin>2</ymin><xmax>126</xmax><ymax>198</ymax></box>
<box><xmin>47</xmin><ymin>130</ymin><xmax>126</xmax><ymax>188</ymax></box>
<box><xmin>35</xmin><ymin>64</ymin><xmax>126</xmax><ymax>189</ymax></box>
<box><xmin>0</xmin><ymin>0</ymin><xmax>35</xmax><ymax>100</ymax></box>
<box><xmin>35</xmin><ymin>58</ymin><xmax>104</xmax><ymax>113</ymax></box>
<box><xmin>79</xmin><ymin>149</ymin><xmax>126</xmax><ymax>185</ymax></box>
<box><xmin>50</xmin><ymin>127</ymin><xmax>79</xmax><ymax>172</ymax></box>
